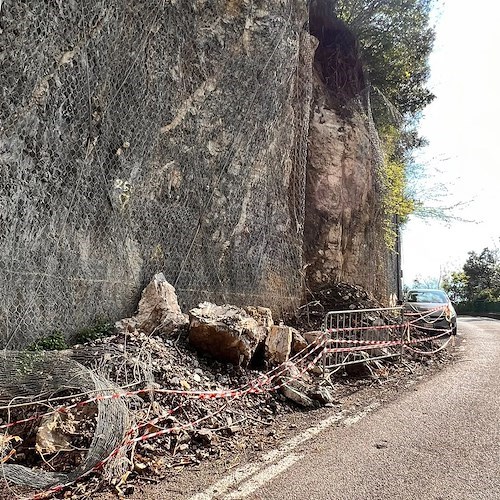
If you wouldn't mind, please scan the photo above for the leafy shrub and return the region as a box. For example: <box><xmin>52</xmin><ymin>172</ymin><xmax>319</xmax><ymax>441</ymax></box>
<box><xmin>74</xmin><ymin>320</ymin><xmax>115</xmax><ymax>344</ymax></box>
<box><xmin>27</xmin><ymin>330</ymin><xmax>68</xmax><ymax>351</ymax></box>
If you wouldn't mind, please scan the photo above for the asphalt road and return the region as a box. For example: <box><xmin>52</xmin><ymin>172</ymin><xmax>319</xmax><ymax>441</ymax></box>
<box><xmin>194</xmin><ymin>317</ymin><xmax>500</xmax><ymax>500</ymax></box>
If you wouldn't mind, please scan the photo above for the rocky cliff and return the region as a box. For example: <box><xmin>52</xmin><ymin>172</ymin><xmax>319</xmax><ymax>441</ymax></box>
<box><xmin>0</xmin><ymin>0</ymin><xmax>396</xmax><ymax>347</ymax></box>
<box><xmin>304</xmin><ymin>74</ymin><xmax>392</xmax><ymax>298</ymax></box>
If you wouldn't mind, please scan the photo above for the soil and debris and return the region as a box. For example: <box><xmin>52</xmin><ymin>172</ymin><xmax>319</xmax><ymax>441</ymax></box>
<box><xmin>0</xmin><ymin>278</ymin><xmax>452</xmax><ymax>499</ymax></box>
<box><xmin>287</xmin><ymin>283</ymin><xmax>386</xmax><ymax>331</ymax></box>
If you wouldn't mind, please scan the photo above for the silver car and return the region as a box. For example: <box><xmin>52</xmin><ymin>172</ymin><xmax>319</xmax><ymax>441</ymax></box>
<box><xmin>402</xmin><ymin>289</ymin><xmax>457</xmax><ymax>335</ymax></box>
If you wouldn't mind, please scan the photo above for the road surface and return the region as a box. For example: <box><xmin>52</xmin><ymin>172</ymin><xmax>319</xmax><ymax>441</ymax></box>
<box><xmin>189</xmin><ymin>317</ymin><xmax>500</xmax><ymax>499</ymax></box>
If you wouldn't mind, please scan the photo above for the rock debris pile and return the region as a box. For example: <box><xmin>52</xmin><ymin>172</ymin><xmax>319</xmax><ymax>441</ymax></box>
<box><xmin>289</xmin><ymin>282</ymin><xmax>387</xmax><ymax>330</ymax></box>
<box><xmin>0</xmin><ymin>275</ymin><xmax>447</xmax><ymax>498</ymax></box>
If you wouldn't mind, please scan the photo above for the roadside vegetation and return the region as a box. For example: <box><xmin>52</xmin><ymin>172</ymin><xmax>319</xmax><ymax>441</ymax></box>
<box><xmin>443</xmin><ymin>247</ymin><xmax>500</xmax><ymax>304</ymax></box>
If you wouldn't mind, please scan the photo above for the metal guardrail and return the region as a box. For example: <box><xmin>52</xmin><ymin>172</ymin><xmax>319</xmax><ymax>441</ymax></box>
<box><xmin>321</xmin><ymin>307</ymin><xmax>408</xmax><ymax>375</ymax></box>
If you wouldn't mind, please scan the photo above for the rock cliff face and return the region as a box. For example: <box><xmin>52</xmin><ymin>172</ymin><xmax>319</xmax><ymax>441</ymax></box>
<box><xmin>0</xmin><ymin>0</ymin><xmax>395</xmax><ymax>347</ymax></box>
<box><xmin>0</xmin><ymin>0</ymin><xmax>315</xmax><ymax>347</ymax></box>
<box><xmin>302</xmin><ymin>1</ymin><xmax>397</xmax><ymax>303</ymax></box>
<box><xmin>303</xmin><ymin>74</ymin><xmax>392</xmax><ymax>300</ymax></box>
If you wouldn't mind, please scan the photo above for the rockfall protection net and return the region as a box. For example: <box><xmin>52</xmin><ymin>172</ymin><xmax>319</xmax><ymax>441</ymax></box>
<box><xmin>0</xmin><ymin>351</ymin><xmax>130</xmax><ymax>489</ymax></box>
<box><xmin>0</xmin><ymin>0</ymin><xmax>312</xmax><ymax>349</ymax></box>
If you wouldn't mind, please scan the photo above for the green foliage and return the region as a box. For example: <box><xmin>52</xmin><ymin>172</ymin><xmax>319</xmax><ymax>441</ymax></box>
<box><xmin>442</xmin><ymin>271</ymin><xmax>468</xmax><ymax>303</ymax></box>
<box><xmin>27</xmin><ymin>330</ymin><xmax>68</xmax><ymax>351</ymax></box>
<box><xmin>379</xmin><ymin>125</ymin><xmax>416</xmax><ymax>247</ymax></box>
<box><xmin>463</xmin><ymin>248</ymin><xmax>500</xmax><ymax>301</ymax></box>
<box><xmin>25</xmin><ymin>321</ymin><xmax>115</xmax><ymax>351</ymax></box>
<box><xmin>443</xmin><ymin>248</ymin><xmax>500</xmax><ymax>303</ymax></box>
<box><xmin>334</xmin><ymin>0</ymin><xmax>435</xmax><ymax>117</ymax></box>
<box><xmin>328</xmin><ymin>0</ymin><xmax>445</xmax><ymax>234</ymax></box>
<box><xmin>74</xmin><ymin>320</ymin><xmax>115</xmax><ymax>344</ymax></box>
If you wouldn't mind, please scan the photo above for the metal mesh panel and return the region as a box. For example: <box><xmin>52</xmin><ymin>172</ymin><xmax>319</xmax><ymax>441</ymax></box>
<box><xmin>0</xmin><ymin>0</ymin><xmax>312</xmax><ymax>348</ymax></box>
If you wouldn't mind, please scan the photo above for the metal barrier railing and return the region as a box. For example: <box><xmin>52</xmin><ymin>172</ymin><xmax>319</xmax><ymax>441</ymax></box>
<box><xmin>321</xmin><ymin>307</ymin><xmax>408</xmax><ymax>375</ymax></box>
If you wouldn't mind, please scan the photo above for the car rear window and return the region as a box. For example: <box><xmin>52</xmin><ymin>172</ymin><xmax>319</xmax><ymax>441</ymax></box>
<box><xmin>407</xmin><ymin>291</ymin><xmax>448</xmax><ymax>304</ymax></box>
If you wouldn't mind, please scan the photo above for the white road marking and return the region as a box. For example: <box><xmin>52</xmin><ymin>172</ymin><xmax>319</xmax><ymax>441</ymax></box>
<box><xmin>224</xmin><ymin>453</ymin><xmax>303</xmax><ymax>499</ymax></box>
<box><xmin>190</xmin><ymin>402</ymin><xmax>380</xmax><ymax>500</ymax></box>
<box><xmin>343</xmin><ymin>404</ymin><xmax>379</xmax><ymax>427</ymax></box>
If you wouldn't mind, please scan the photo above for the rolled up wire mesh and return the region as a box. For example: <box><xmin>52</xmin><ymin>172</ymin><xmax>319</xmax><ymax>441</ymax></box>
<box><xmin>0</xmin><ymin>351</ymin><xmax>130</xmax><ymax>489</ymax></box>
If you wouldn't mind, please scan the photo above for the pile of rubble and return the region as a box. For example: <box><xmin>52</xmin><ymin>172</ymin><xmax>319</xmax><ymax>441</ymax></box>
<box><xmin>0</xmin><ymin>275</ymin><xmax>448</xmax><ymax>498</ymax></box>
<box><xmin>0</xmin><ymin>275</ymin><xmax>331</xmax><ymax>497</ymax></box>
<box><xmin>288</xmin><ymin>282</ymin><xmax>385</xmax><ymax>330</ymax></box>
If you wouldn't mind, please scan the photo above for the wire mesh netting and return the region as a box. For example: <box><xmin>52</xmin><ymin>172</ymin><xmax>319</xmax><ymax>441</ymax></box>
<box><xmin>0</xmin><ymin>0</ymin><xmax>314</xmax><ymax>349</ymax></box>
<box><xmin>0</xmin><ymin>350</ymin><xmax>130</xmax><ymax>489</ymax></box>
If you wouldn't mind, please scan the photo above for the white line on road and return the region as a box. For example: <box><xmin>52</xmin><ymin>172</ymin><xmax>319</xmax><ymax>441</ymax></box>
<box><xmin>190</xmin><ymin>402</ymin><xmax>380</xmax><ymax>500</ymax></box>
<box><xmin>224</xmin><ymin>453</ymin><xmax>303</xmax><ymax>499</ymax></box>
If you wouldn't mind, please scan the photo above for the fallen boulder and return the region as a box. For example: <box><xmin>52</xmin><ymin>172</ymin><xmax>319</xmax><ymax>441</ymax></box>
<box><xmin>188</xmin><ymin>303</ymin><xmax>268</xmax><ymax>367</ymax></box>
<box><xmin>244</xmin><ymin>306</ymin><xmax>274</xmax><ymax>328</ymax></box>
<box><xmin>291</xmin><ymin>330</ymin><xmax>308</xmax><ymax>354</ymax></box>
<box><xmin>265</xmin><ymin>325</ymin><xmax>295</xmax><ymax>365</ymax></box>
<box><xmin>278</xmin><ymin>364</ymin><xmax>316</xmax><ymax>408</ymax></box>
<box><xmin>116</xmin><ymin>273</ymin><xmax>188</xmax><ymax>335</ymax></box>
<box><xmin>303</xmin><ymin>330</ymin><xmax>324</xmax><ymax>345</ymax></box>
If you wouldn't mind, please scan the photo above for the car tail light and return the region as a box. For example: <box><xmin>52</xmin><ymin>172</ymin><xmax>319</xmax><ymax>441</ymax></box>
<box><xmin>445</xmin><ymin>306</ymin><xmax>452</xmax><ymax>322</ymax></box>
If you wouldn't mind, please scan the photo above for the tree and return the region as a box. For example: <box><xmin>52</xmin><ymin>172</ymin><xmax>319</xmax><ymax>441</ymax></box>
<box><xmin>329</xmin><ymin>0</ymin><xmax>444</xmax><ymax>243</ymax></box>
<box><xmin>334</xmin><ymin>0</ymin><xmax>435</xmax><ymax>117</ymax></box>
<box><xmin>379</xmin><ymin>125</ymin><xmax>416</xmax><ymax>246</ymax></box>
<box><xmin>462</xmin><ymin>248</ymin><xmax>500</xmax><ymax>301</ymax></box>
<box><xmin>443</xmin><ymin>248</ymin><xmax>500</xmax><ymax>302</ymax></box>
<box><xmin>442</xmin><ymin>271</ymin><xmax>468</xmax><ymax>303</ymax></box>
<box><xmin>313</xmin><ymin>1</ymin><xmax>463</xmax><ymax>239</ymax></box>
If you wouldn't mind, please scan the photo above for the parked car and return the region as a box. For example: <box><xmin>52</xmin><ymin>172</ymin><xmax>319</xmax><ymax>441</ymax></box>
<box><xmin>401</xmin><ymin>289</ymin><xmax>457</xmax><ymax>335</ymax></box>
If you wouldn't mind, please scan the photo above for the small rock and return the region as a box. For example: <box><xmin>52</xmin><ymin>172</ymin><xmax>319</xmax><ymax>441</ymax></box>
<box><xmin>375</xmin><ymin>440</ymin><xmax>388</xmax><ymax>449</ymax></box>
<box><xmin>308</xmin><ymin>363</ymin><xmax>323</xmax><ymax>376</ymax></box>
<box><xmin>310</xmin><ymin>385</ymin><xmax>336</xmax><ymax>405</ymax></box>
<box><xmin>134</xmin><ymin>462</ymin><xmax>147</xmax><ymax>473</ymax></box>
<box><xmin>194</xmin><ymin>429</ymin><xmax>214</xmax><ymax>444</ymax></box>
<box><xmin>303</xmin><ymin>331</ymin><xmax>324</xmax><ymax>345</ymax></box>
<box><xmin>193</xmin><ymin>373</ymin><xmax>201</xmax><ymax>383</ymax></box>
<box><xmin>280</xmin><ymin>384</ymin><xmax>315</xmax><ymax>408</ymax></box>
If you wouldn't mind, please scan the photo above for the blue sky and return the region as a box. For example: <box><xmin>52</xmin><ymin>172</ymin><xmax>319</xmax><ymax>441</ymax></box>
<box><xmin>401</xmin><ymin>0</ymin><xmax>500</xmax><ymax>286</ymax></box>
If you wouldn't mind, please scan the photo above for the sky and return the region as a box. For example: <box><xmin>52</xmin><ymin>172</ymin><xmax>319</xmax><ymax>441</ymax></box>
<box><xmin>401</xmin><ymin>0</ymin><xmax>500</xmax><ymax>286</ymax></box>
